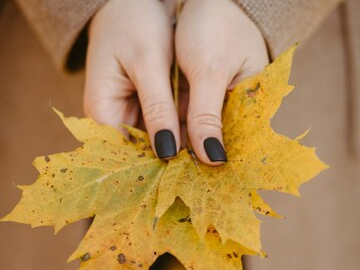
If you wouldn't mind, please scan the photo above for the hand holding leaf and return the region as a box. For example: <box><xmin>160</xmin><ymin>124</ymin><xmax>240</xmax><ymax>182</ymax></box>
<box><xmin>1</xmin><ymin>47</ymin><xmax>327</xmax><ymax>270</ymax></box>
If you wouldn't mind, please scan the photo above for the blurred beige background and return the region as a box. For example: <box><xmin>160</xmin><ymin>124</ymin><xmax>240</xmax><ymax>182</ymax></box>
<box><xmin>0</xmin><ymin>0</ymin><xmax>359</xmax><ymax>270</ymax></box>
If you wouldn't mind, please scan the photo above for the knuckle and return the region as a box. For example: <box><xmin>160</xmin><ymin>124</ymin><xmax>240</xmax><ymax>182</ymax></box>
<box><xmin>188</xmin><ymin>112</ymin><xmax>223</xmax><ymax>131</ymax></box>
<box><xmin>142</xmin><ymin>94</ymin><xmax>173</xmax><ymax>124</ymax></box>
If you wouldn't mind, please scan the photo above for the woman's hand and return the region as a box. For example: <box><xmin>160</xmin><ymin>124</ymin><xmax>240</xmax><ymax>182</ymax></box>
<box><xmin>176</xmin><ymin>0</ymin><xmax>268</xmax><ymax>165</ymax></box>
<box><xmin>84</xmin><ymin>0</ymin><xmax>268</xmax><ymax>166</ymax></box>
<box><xmin>84</xmin><ymin>0</ymin><xmax>180</xmax><ymax>159</ymax></box>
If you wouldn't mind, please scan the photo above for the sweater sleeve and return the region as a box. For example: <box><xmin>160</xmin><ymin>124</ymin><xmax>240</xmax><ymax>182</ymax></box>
<box><xmin>14</xmin><ymin>0</ymin><xmax>108</xmax><ymax>72</ymax></box>
<box><xmin>232</xmin><ymin>0</ymin><xmax>344</xmax><ymax>59</ymax></box>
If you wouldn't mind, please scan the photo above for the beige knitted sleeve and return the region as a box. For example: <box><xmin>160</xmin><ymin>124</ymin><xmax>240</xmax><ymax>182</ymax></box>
<box><xmin>14</xmin><ymin>0</ymin><xmax>108</xmax><ymax>72</ymax></box>
<box><xmin>14</xmin><ymin>0</ymin><xmax>344</xmax><ymax>71</ymax></box>
<box><xmin>233</xmin><ymin>0</ymin><xmax>344</xmax><ymax>58</ymax></box>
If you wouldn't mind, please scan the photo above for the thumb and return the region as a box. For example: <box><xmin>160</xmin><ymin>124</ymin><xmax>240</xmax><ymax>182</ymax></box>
<box><xmin>187</xmin><ymin>72</ymin><xmax>228</xmax><ymax>165</ymax></box>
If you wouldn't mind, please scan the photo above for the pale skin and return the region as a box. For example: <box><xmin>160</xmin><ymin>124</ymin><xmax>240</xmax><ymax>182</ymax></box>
<box><xmin>84</xmin><ymin>0</ymin><xmax>268</xmax><ymax>166</ymax></box>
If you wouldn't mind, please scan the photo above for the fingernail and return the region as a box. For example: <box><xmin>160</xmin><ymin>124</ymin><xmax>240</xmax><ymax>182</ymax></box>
<box><xmin>204</xmin><ymin>137</ymin><xmax>227</xmax><ymax>162</ymax></box>
<box><xmin>155</xmin><ymin>130</ymin><xmax>177</xmax><ymax>159</ymax></box>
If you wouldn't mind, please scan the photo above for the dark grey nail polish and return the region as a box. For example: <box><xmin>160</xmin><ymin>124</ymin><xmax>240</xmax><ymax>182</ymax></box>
<box><xmin>204</xmin><ymin>137</ymin><xmax>227</xmax><ymax>162</ymax></box>
<box><xmin>155</xmin><ymin>130</ymin><xmax>177</xmax><ymax>159</ymax></box>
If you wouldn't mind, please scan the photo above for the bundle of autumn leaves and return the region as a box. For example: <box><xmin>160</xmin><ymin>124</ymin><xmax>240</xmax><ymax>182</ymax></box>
<box><xmin>1</xmin><ymin>47</ymin><xmax>327</xmax><ymax>270</ymax></box>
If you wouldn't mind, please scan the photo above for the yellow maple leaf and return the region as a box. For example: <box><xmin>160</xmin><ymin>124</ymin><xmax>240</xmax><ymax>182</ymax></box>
<box><xmin>155</xmin><ymin>46</ymin><xmax>327</xmax><ymax>253</ymax></box>
<box><xmin>1</xmin><ymin>46</ymin><xmax>327</xmax><ymax>270</ymax></box>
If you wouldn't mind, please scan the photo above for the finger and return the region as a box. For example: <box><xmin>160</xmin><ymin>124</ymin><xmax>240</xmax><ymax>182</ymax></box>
<box><xmin>84</xmin><ymin>43</ymin><xmax>139</xmax><ymax>130</ymax></box>
<box><xmin>129</xmin><ymin>55</ymin><xmax>180</xmax><ymax>159</ymax></box>
<box><xmin>187</xmin><ymin>70</ymin><xmax>228</xmax><ymax>165</ymax></box>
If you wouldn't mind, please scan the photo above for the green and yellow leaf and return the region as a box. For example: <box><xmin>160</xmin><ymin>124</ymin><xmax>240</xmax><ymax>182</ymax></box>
<box><xmin>1</xmin><ymin>46</ymin><xmax>328</xmax><ymax>270</ymax></box>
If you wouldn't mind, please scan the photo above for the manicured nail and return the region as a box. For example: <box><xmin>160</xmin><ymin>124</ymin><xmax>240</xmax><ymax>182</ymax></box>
<box><xmin>203</xmin><ymin>137</ymin><xmax>227</xmax><ymax>162</ymax></box>
<box><xmin>155</xmin><ymin>130</ymin><xmax>177</xmax><ymax>159</ymax></box>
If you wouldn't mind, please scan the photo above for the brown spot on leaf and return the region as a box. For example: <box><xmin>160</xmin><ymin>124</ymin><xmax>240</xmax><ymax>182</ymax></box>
<box><xmin>265</xmin><ymin>211</ymin><xmax>270</xmax><ymax>215</ymax></box>
<box><xmin>45</xmin><ymin>156</ymin><xmax>50</xmax><ymax>162</ymax></box>
<box><xmin>227</xmin><ymin>254</ymin><xmax>232</xmax><ymax>259</ymax></box>
<box><xmin>60</xmin><ymin>168</ymin><xmax>67</xmax><ymax>173</ymax></box>
<box><xmin>232</xmin><ymin>251</ymin><xmax>238</xmax><ymax>258</ymax></box>
<box><xmin>178</xmin><ymin>216</ymin><xmax>189</xmax><ymax>223</ymax></box>
<box><xmin>81</xmin><ymin>253</ymin><xmax>91</xmax><ymax>261</ymax></box>
<box><xmin>246</xmin><ymin>83</ymin><xmax>260</xmax><ymax>98</ymax></box>
<box><xmin>137</xmin><ymin>153</ymin><xmax>145</xmax><ymax>158</ymax></box>
<box><xmin>117</xmin><ymin>253</ymin><xmax>126</xmax><ymax>264</ymax></box>
<box><xmin>247</xmin><ymin>90</ymin><xmax>256</xmax><ymax>98</ymax></box>
<box><xmin>137</xmin><ymin>175</ymin><xmax>144</xmax><ymax>181</ymax></box>
<box><xmin>110</xmin><ymin>246</ymin><xmax>117</xmax><ymax>251</ymax></box>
